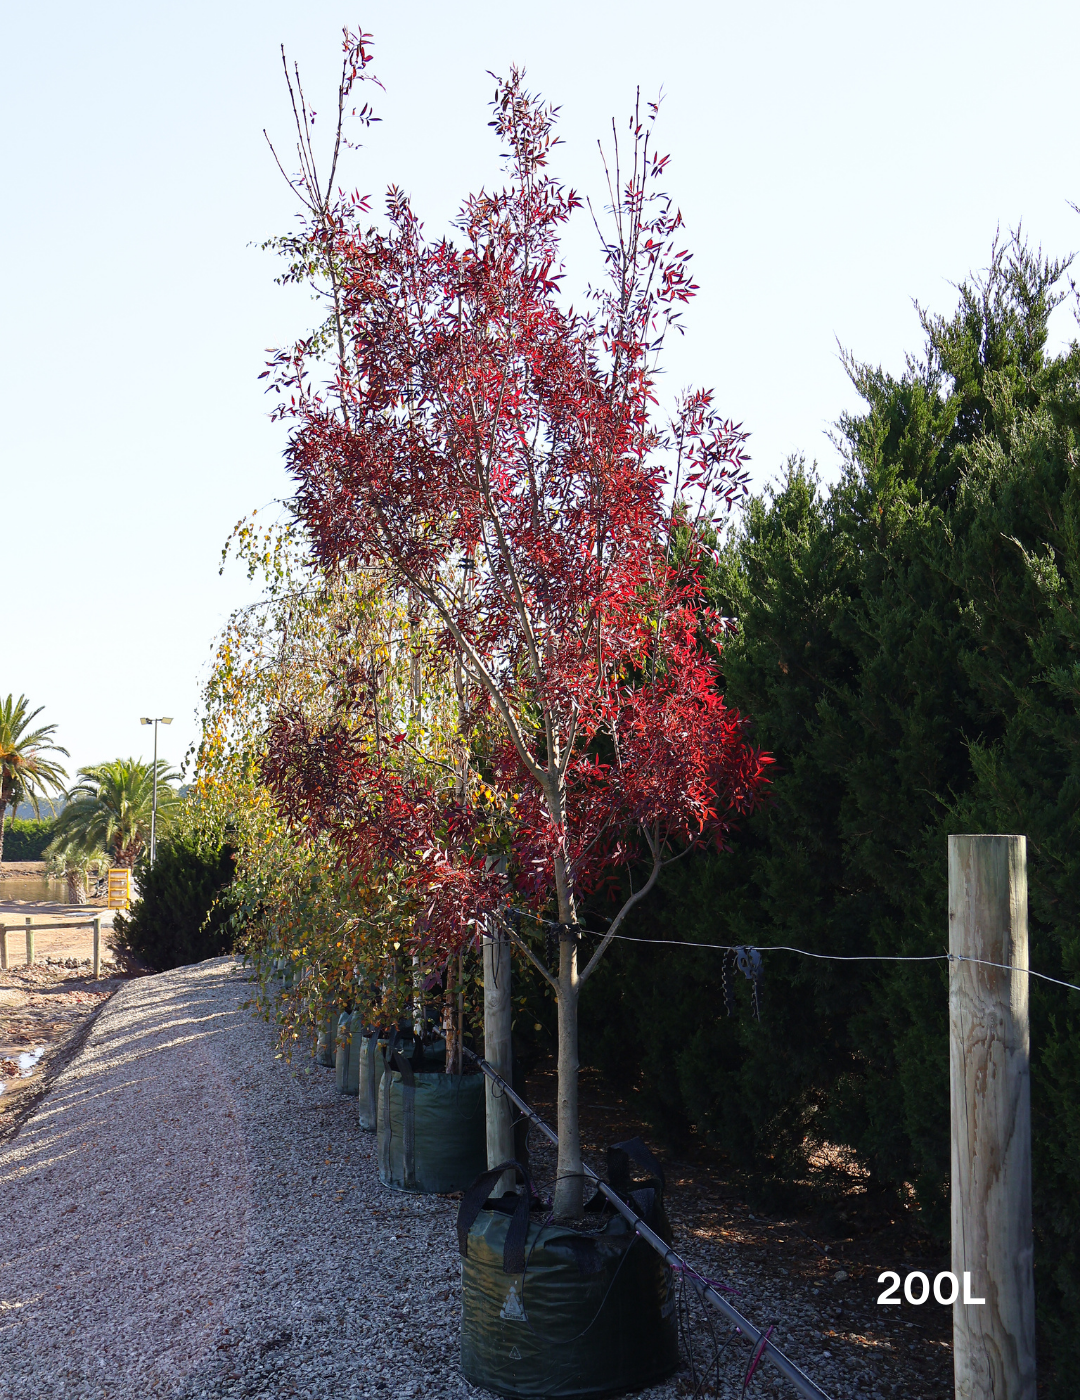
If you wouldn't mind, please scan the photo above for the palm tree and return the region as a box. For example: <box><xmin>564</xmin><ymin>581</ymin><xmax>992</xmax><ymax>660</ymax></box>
<box><xmin>45</xmin><ymin>843</ymin><xmax>108</xmax><ymax>904</ymax></box>
<box><xmin>0</xmin><ymin>695</ymin><xmax>69</xmax><ymax>861</ymax></box>
<box><xmin>50</xmin><ymin>759</ymin><xmax>181</xmax><ymax>868</ymax></box>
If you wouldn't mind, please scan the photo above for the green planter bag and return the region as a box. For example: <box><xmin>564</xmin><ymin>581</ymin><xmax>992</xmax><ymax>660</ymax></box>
<box><xmin>335</xmin><ymin>1010</ymin><xmax>353</xmax><ymax>1093</ymax></box>
<box><xmin>457</xmin><ymin>1151</ymin><xmax>678</xmax><ymax>1399</ymax></box>
<box><xmin>377</xmin><ymin>1045</ymin><xmax>486</xmax><ymax>1193</ymax></box>
<box><xmin>315</xmin><ymin>1005</ymin><xmax>341</xmax><ymax>1067</ymax></box>
<box><xmin>358</xmin><ymin>1030</ymin><xmax>385</xmax><ymax>1131</ymax></box>
<box><xmin>343</xmin><ymin>1008</ymin><xmax>364</xmax><ymax>1096</ymax></box>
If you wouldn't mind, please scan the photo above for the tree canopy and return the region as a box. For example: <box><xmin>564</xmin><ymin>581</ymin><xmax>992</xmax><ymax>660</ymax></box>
<box><xmin>0</xmin><ymin>694</ymin><xmax>68</xmax><ymax>861</ymax></box>
<box><xmin>50</xmin><ymin>758</ymin><xmax>180</xmax><ymax>868</ymax></box>
<box><xmin>259</xmin><ymin>40</ymin><xmax>771</xmax><ymax>1217</ymax></box>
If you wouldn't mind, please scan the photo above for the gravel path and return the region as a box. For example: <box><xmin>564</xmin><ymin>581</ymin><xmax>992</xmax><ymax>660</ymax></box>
<box><xmin>1</xmin><ymin>958</ymin><xmax>902</xmax><ymax>1400</ymax></box>
<box><xmin>1</xmin><ymin>964</ymin><xmax>126</xmax><ymax>1140</ymax></box>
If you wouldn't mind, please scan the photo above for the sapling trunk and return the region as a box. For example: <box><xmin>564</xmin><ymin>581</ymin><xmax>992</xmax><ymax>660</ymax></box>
<box><xmin>553</xmin><ymin>929</ymin><xmax>584</xmax><ymax>1219</ymax></box>
<box><xmin>457</xmin><ymin>951</ymin><xmax>464</xmax><ymax>1075</ymax></box>
<box><xmin>544</xmin><ymin>843</ymin><xmax>664</xmax><ymax>1220</ymax></box>
<box><xmin>443</xmin><ymin>957</ymin><xmax>458</xmax><ymax>1072</ymax></box>
<box><xmin>444</xmin><ymin>952</ymin><xmax>466</xmax><ymax>1074</ymax></box>
<box><xmin>412</xmin><ymin>953</ymin><xmax>423</xmax><ymax>1037</ymax></box>
<box><xmin>483</xmin><ymin>922</ymin><xmax>515</xmax><ymax>1196</ymax></box>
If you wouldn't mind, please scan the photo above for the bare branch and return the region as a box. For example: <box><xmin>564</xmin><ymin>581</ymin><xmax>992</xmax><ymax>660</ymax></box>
<box><xmin>579</xmin><ymin>829</ymin><xmax>663</xmax><ymax>984</ymax></box>
<box><xmin>507</xmin><ymin>922</ymin><xmax>559</xmax><ymax>992</ymax></box>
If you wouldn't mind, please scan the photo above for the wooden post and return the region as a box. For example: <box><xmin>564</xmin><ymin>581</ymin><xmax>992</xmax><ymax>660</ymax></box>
<box><xmin>483</xmin><ymin>918</ymin><xmax>516</xmax><ymax>1196</ymax></box>
<box><xmin>0</xmin><ymin>924</ymin><xmax>7</xmax><ymax>971</ymax></box>
<box><xmin>93</xmin><ymin>916</ymin><xmax>101</xmax><ymax>978</ymax></box>
<box><xmin>948</xmin><ymin>834</ymin><xmax>1036</xmax><ymax>1400</ymax></box>
<box><xmin>25</xmin><ymin>917</ymin><xmax>34</xmax><ymax>966</ymax></box>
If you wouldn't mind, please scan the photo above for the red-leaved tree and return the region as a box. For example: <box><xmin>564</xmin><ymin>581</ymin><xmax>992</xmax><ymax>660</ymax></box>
<box><xmin>262</xmin><ymin>32</ymin><xmax>772</xmax><ymax>1216</ymax></box>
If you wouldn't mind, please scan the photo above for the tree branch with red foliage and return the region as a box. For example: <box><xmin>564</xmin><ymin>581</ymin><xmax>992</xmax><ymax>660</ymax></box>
<box><xmin>260</xmin><ymin>54</ymin><xmax>769</xmax><ymax>1216</ymax></box>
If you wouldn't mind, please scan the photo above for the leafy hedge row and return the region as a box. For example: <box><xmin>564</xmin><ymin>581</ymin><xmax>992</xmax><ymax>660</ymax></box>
<box><xmin>1</xmin><ymin>818</ymin><xmax>56</xmax><ymax>861</ymax></box>
<box><xmin>581</xmin><ymin>237</ymin><xmax>1080</xmax><ymax>1391</ymax></box>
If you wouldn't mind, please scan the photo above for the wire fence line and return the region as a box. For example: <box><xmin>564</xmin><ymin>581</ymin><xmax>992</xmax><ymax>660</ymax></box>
<box><xmin>502</xmin><ymin>903</ymin><xmax>1080</xmax><ymax>997</ymax></box>
<box><xmin>600</xmin><ymin>934</ymin><xmax>1080</xmax><ymax>996</ymax></box>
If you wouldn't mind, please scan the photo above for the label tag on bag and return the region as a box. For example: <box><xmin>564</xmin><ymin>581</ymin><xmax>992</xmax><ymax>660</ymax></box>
<box><xmin>500</xmin><ymin>1282</ymin><xmax>528</xmax><ymax>1322</ymax></box>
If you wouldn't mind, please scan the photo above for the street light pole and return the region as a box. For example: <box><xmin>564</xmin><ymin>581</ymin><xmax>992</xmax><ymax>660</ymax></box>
<box><xmin>139</xmin><ymin>716</ymin><xmax>173</xmax><ymax>867</ymax></box>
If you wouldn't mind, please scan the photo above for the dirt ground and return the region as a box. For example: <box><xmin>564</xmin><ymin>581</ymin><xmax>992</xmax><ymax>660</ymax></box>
<box><xmin>0</xmin><ymin>918</ymin><xmax>119</xmax><ymax>965</ymax></box>
<box><xmin>0</xmin><ymin>861</ymin><xmax>56</xmax><ymax>879</ymax></box>
<box><xmin>0</xmin><ymin>885</ymin><xmax>135</xmax><ymax>1143</ymax></box>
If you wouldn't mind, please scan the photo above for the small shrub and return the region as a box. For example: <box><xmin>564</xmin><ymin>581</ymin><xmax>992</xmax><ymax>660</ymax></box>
<box><xmin>2</xmin><ymin>818</ymin><xmax>57</xmax><ymax>861</ymax></box>
<box><xmin>112</xmin><ymin>834</ymin><xmax>235</xmax><ymax>971</ymax></box>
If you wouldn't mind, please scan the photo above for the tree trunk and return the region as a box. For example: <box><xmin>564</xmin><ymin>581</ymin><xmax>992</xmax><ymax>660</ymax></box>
<box><xmin>412</xmin><ymin>954</ymin><xmax>424</xmax><ymax>1037</ymax></box>
<box><xmin>547</xmin><ymin>815</ymin><xmax>584</xmax><ymax>1220</ymax></box>
<box><xmin>0</xmin><ymin>802</ymin><xmax>8</xmax><ymax>862</ymax></box>
<box><xmin>443</xmin><ymin>956</ymin><xmax>458</xmax><ymax>1073</ymax></box>
<box><xmin>553</xmin><ymin>932</ymin><xmax>583</xmax><ymax>1219</ymax></box>
<box><xmin>483</xmin><ymin>922</ymin><xmax>515</xmax><ymax>1195</ymax></box>
<box><xmin>66</xmin><ymin>868</ymin><xmax>87</xmax><ymax>904</ymax></box>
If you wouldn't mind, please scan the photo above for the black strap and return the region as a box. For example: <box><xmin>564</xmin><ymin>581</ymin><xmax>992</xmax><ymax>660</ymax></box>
<box><xmin>389</xmin><ymin>1047</ymin><xmax>414</xmax><ymax>1086</ymax></box>
<box><xmin>457</xmin><ymin>1160</ymin><xmax>535</xmax><ymax>1274</ymax></box>
<box><xmin>608</xmin><ymin>1136</ymin><xmax>665</xmax><ymax>1192</ymax></box>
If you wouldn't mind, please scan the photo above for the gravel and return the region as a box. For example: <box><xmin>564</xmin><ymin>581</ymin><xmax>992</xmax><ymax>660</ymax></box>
<box><xmin>1</xmin><ymin>964</ymin><xmax>125</xmax><ymax>1135</ymax></box>
<box><xmin>0</xmin><ymin>959</ymin><xmax>926</xmax><ymax>1399</ymax></box>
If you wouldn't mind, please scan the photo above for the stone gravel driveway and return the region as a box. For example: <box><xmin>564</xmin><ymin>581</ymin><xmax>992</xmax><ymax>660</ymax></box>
<box><xmin>1</xmin><ymin>960</ymin><xmax>687</xmax><ymax>1400</ymax></box>
<box><xmin>2</xmin><ymin>957</ymin><xmax>903</xmax><ymax>1400</ymax></box>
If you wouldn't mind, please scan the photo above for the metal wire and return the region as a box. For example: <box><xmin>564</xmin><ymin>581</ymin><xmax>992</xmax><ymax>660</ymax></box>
<box><xmin>503</xmin><ymin>902</ymin><xmax>1080</xmax><ymax>994</ymax></box>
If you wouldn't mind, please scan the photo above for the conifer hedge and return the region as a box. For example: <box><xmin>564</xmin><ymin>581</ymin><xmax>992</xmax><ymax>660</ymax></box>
<box><xmin>112</xmin><ymin>833</ymin><xmax>236</xmax><ymax>971</ymax></box>
<box><xmin>581</xmin><ymin>236</ymin><xmax>1080</xmax><ymax>1388</ymax></box>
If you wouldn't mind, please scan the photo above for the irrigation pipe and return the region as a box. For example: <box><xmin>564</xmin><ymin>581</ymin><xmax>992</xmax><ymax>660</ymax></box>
<box><xmin>462</xmin><ymin>1048</ymin><xmax>833</xmax><ymax>1400</ymax></box>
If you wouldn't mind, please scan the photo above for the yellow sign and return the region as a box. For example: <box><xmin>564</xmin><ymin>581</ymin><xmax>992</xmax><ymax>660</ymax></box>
<box><xmin>107</xmin><ymin>868</ymin><xmax>132</xmax><ymax>910</ymax></box>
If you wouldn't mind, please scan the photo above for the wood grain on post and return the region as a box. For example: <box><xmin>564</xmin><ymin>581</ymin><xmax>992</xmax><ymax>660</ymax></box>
<box><xmin>0</xmin><ymin>924</ymin><xmax>7</xmax><ymax>971</ymax></box>
<box><xmin>482</xmin><ymin>925</ymin><xmax>515</xmax><ymax>1196</ymax></box>
<box><xmin>948</xmin><ymin>834</ymin><xmax>1036</xmax><ymax>1400</ymax></box>
<box><xmin>25</xmin><ymin>916</ymin><xmax>34</xmax><ymax>967</ymax></box>
<box><xmin>93</xmin><ymin>916</ymin><xmax>101</xmax><ymax>979</ymax></box>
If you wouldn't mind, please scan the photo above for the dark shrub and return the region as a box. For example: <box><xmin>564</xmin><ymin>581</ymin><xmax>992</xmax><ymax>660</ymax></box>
<box><xmin>113</xmin><ymin>834</ymin><xmax>235</xmax><ymax>970</ymax></box>
<box><xmin>580</xmin><ymin>237</ymin><xmax>1079</xmax><ymax>1392</ymax></box>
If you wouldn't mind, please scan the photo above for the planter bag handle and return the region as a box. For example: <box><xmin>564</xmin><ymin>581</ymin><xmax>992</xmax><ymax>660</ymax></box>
<box><xmin>457</xmin><ymin>1160</ymin><xmax>535</xmax><ymax>1275</ymax></box>
<box><xmin>608</xmin><ymin>1135</ymin><xmax>665</xmax><ymax>1193</ymax></box>
<box><xmin>605</xmin><ymin>1136</ymin><xmax>672</xmax><ymax>1242</ymax></box>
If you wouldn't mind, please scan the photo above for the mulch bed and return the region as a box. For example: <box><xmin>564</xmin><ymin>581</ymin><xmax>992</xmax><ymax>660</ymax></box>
<box><xmin>522</xmin><ymin>1058</ymin><xmax>953</xmax><ymax>1398</ymax></box>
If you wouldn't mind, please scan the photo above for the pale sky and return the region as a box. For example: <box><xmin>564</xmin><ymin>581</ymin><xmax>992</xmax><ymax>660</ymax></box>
<box><xmin>4</xmin><ymin>0</ymin><xmax>1078</xmax><ymax>785</ymax></box>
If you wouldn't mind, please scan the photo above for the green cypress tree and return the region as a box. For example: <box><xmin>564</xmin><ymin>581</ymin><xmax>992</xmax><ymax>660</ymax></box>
<box><xmin>113</xmin><ymin>833</ymin><xmax>236</xmax><ymax>971</ymax></box>
<box><xmin>581</xmin><ymin>233</ymin><xmax>1080</xmax><ymax>1389</ymax></box>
